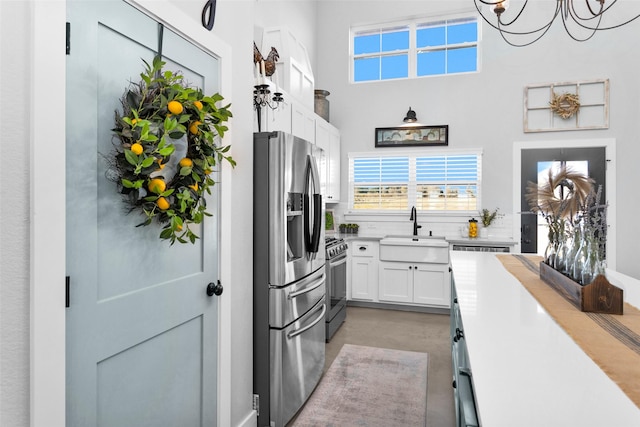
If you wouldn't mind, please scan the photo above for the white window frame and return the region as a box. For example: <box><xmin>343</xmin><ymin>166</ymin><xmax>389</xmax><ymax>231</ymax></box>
<box><xmin>347</xmin><ymin>148</ymin><xmax>483</xmax><ymax>218</ymax></box>
<box><xmin>350</xmin><ymin>12</ymin><xmax>481</xmax><ymax>83</ymax></box>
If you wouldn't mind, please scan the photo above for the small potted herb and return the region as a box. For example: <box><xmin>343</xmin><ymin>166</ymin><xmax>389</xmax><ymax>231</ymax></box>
<box><xmin>481</xmin><ymin>208</ymin><xmax>499</xmax><ymax>227</ymax></box>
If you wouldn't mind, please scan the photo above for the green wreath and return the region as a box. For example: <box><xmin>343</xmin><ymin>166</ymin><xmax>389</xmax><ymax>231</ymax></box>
<box><xmin>111</xmin><ymin>56</ymin><xmax>235</xmax><ymax>244</ymax></box>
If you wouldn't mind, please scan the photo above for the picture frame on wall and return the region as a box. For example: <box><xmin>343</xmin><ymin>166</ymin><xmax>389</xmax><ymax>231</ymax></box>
<box><xmin>375</xmin><ymin>125</ymin><xmax>448</xmax><ymax>147</ymax></box>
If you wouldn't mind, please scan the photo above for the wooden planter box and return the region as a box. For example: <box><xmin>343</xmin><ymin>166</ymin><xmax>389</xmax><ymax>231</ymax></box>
<box><xmin>539</xmin><ymin>262</ymin><xmax>623</xmax><ymax>315</ymax></box>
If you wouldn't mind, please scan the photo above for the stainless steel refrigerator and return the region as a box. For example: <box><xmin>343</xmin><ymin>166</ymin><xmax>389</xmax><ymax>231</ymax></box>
<box><xmin>253</xmin><ymin>131</ymin><xmax>326</xmax><ymax>427</ymax></box>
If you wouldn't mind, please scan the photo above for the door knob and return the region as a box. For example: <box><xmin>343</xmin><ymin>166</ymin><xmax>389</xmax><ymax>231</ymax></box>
<box><xmin>206</xmin><ymin>281</ymin><xmax>223</xmax><ymax>296</ymax></box>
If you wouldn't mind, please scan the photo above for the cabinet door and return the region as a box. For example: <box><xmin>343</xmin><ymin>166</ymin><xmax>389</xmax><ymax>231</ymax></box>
<box><xmin>315</xmin><ymin>120</ymin><xmax>330</xmax><ymax>197</ymax></box>
<box><xmin>349</xmin><ymin>241</ymin><xmax>378</xmax><ymax>301</ymax></box>
<box><xmin>413</xmin><ymin>265</ymin><xmax>451</xmax><ymax>307</ymax></box>
<box><xmin>327</xmin><ymin>126</ymin><xmax>341</xmax><ymax>202</ymax></box>
<box><xmin>292</xmin><ymin>102</ymin><xmax>315</xmax><ymax>143</ymax></box>
<box><xmin>315</xmin><ymin>119</ymin><xmax>340</xmax><ymax>202</ymax></box>
<box><xmin>379</xmin><ymin>262</ymin><xmax>412</xmax><ymax>303</ymax></box>
<box><xmin>351</xmin><ymin>258</ymin><xmax>375</xmax><ymax>301</ymax></box>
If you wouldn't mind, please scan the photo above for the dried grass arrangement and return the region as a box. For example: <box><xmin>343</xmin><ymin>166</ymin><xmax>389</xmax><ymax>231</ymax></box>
<box><xmin>526</xmin><ymin>165</ymin><xmax>594</xmax><ymax>222</ymax></box>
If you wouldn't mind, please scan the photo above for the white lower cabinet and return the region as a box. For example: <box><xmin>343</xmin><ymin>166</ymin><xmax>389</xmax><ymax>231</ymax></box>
<box><xmin>379</xmin><ymin>262</ymin><xmax>451</xmax><ymax>307</ymax></box>
<box><xmin>414</xmin><ymin>264</ymin><xmax>450</xmax><ymax>306</ymax></box>
<box><xmin>378</xmin><ymin>263</ymin><xmax>412</xmax><ymax>303</ymax></box>
<box><xmin>348</xmin><ymin>239</ymin><xmax>451</xmax><ymax>309</ymax></box>
<box><xmin>349</xmin><ymin>240</ymin><xmax>378</xmax><ymax>301</ymax></box>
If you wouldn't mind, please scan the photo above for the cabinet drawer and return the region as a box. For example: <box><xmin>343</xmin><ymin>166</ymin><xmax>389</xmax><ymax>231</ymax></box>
<box><xmin>351</xmin><ymin>241</ymin><xmax>376</xmax><ymax>257</ymax></box>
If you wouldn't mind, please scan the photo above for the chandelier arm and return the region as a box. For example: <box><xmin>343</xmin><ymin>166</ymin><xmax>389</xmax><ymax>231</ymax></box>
<box><xmin>567</xmin><ymin>1</ymin><xmax>640</xmax><ymax>31</ymax></box>
<box><xmin>584</xmin><ymin>0</ymin><xmax>602</xmax><ymax>17</ymax></box>
<box><xmin>475</xmin><ymin>0</ymin><xmax>561</xmax><ymax>36</ymax></box>
<box><xmin>562</xmin><ymin>8</ymin><xmax>601</xmax><ymax>42</ymax></box>
<box><xmin>572</xmin><ymin>0</ymin><xmax>604</xmax><ymax>21</ymax></box>
<box><xmin>496</xmin><ymin>0</ymin><xmax>531</xmax><ymax>27</ymax></box>
<box><xmin>497</xmin><ymin>18</ymin><xmax>557</xmax><ymax>47</ymax></box>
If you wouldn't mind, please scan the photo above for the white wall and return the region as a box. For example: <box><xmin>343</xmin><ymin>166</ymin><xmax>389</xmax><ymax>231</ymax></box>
<box><xmin>0</xmin><ymin>2</ymin><xmax>33</xmax><ymax>425</ymax></box>
<box><xmin>316</xmin><ymin>1</ymin><xmax>640</xmax><ymax>279</ymax></box>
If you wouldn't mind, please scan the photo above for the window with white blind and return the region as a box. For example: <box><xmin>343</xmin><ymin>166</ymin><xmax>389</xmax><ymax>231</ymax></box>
<box><xmin>349</xmin><ymin>151</ymin><xmax>481</xmax><ymax>213</ymax></box>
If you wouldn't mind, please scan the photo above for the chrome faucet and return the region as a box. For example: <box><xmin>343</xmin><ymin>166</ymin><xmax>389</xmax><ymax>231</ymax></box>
<box><xmin>410</xmin><ymin>206</ymin><xmax>422</xmax><ymax>236</ymax></box>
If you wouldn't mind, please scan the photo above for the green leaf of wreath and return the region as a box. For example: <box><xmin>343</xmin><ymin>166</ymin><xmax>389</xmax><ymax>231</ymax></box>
<box><xmin>158</xmin><ymin>145</ymin><xmax>175</xmax><ymax>157</ymax></box>
<box><xmin>159</xmin><ymin>228</ymin><xmax>174</xmax><ymax>240</ymax></box>
<box><xmin>124</xmin><ymin>149</ymin><xmax>139</xmax><ymax>166</ymax></box>
<box><xmin>141</xmin><ymin>156</ymin><xmax>155</xmax><ymax>168</ymax></box>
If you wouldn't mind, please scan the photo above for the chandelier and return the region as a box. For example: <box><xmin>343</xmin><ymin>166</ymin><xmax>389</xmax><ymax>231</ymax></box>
<box><xmin>475</xmin><ymin>0</ymin><xmax>640</xmax><ymax>47</ymax></box>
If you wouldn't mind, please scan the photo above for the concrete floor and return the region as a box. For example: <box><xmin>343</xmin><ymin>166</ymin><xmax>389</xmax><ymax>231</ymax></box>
<box><xmin>291</xmin><ymin>305</ymin><xmax>456</xmax><ymax>426</ymax></box>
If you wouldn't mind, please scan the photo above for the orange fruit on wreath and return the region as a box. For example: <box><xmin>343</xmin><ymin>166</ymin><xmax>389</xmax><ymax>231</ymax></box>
<box><xmin>189</xmin><ymin>121</ymin><xmax>202</xmax><ymax>135</ymax></box>
<box><xmin>130</xmin><ymin>143</ymin><xmax>143</xmax><ymax>155</ymax></box>
<box><xmin>189</xmin><ymin>182</ymin><xmax>199</xmax><ymax>191</ymax></box>
<box><xmin>179</xmin><ymin>158</ymin><xmax>193</xmax><ymax>168</ymax></box>
<box><xmin>167</xmin><ymin>100</ymin><xmax>184</xmax><ymax>115</ymax></box>
<box><xmin>157</xmin><ymin>158</ymin><xmax>165</xmax><ymax>170</ymax></box>
<box><xmin>193</xmin><ymin>100</ymin><xmax>203</xmax><ymax>110</ymax></box>
<box><xmin>148</xmin><ymin>178</ymin><xmax>167</xmax><ymax>194</ymax></box>
<box><xmin>156</xmin><ymin>197</ymin><xmax>170</xmax><ymax>210</ymax></box>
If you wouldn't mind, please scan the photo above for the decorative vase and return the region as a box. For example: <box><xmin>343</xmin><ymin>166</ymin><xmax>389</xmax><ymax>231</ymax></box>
<box><xmin>554</xmin><ymin>232</ymin><xmax>567</xmax><ymax>272</ymax></box>
<box><xmin>314</xmin><ymin>89</ymin><xmax>330</xmax><ymax>122</ymax></box>
<box><xmin>544</xmin><ymin>239</ymin><xmax>558</xmax><ymax>267</ymax></box>
<box><xmin>572</xmin><ymin>223</ymin><xmax>588</xmax><ymax>283</ymax></box>
<box><xmin>479</xmin><ymin>227</ymin><xmax>488</xmax><ymax>239</ymax></box>
<box><xmin>562</xmin><ymin>225</ymin><xmax>577</xmax><ymax>276</ymax></box>
<box><xmin>580</xmin><ymin>237</ymin><xmax>596</xmax><ymax>286</ymax></box>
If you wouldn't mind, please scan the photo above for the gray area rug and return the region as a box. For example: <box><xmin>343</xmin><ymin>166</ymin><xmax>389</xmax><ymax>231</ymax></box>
<box><xmin>292</xmin><ymin>344</ymin><xmax>428</xmax><ymax>427</ymax></box>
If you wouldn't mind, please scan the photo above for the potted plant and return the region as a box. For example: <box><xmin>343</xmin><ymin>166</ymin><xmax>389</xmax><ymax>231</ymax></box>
<box><xmin>479</xmin><ymin>208</ymin><xmax>499</xmax><ymax>238</ymax></box>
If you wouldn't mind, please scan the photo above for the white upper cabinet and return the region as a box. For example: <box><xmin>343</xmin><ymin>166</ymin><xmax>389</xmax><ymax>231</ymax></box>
<box><xmin>315</xmin><ymin>118</ymin><xmax>341</xmax><ymax>202</ymax></box>
<box><xmin>261</xmin><ymin>26</ymin><xmax>314</xmax><ymax>110</ymax></box>
<box><xmin>291</xmin><ymin>101</ymin><xmax>316</xmax><ymax>144</ymax></box>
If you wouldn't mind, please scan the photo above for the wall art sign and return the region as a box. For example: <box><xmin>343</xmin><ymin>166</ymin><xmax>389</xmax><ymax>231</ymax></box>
<box><xmin>524</xmin><ymin>79</ymin><xmax>609</xmax><ymax>133</ymax></box>
<box><xmin>375</xmin><ymin>125</ymin><xmax>448</xmax><ymax>147</ymax></box>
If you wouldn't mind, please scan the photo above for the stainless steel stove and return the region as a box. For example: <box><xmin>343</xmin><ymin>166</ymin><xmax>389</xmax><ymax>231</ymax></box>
<box><xmin>325</xmin><ymin>237</ymin><xmax>348</xmax><ymax>341</ymax></box>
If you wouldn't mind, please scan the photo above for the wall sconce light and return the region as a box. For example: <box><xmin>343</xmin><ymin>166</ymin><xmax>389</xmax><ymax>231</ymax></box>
<box><xmin>403</xmin><ymin>107</ymin><xmax>418</xmax><ymax>123</ymax></box>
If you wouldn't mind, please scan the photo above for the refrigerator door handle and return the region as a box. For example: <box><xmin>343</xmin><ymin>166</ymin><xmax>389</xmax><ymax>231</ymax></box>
<box><xmin>304</xmin><ymin>155</ymin><xmax>323</xmax><ymax>254</ymax></box>
<box><xmin>288</xmin><ymin>273</ymin><xmax>326</xmax><ymax>299</ymax></box>
<box><xmin>286</xmin><ymin>303</ymin><xmax>327</xmax><ymax>339</ymax></box>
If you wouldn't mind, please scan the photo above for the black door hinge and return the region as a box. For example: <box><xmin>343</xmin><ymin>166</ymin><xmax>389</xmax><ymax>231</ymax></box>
<box><xmin>66</xmin><ymin>276</ymin><xmax>70</xmax><ymax>308</ymax></box>
<box><xmin>66</xmin><ymin>22</ymin><xmax>70</xmax><ymax>55</ymax></box>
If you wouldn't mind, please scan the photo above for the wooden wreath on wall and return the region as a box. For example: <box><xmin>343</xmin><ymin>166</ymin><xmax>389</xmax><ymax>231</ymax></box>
<box><xmin>549</xmin><ymin>91</ymin><xmax>581</xmax><ymax>119</ymax></box>
<box><xmin>109</xmin><ymin>56</ymin><xmax>235</xmax><ymax>244</ymax></box>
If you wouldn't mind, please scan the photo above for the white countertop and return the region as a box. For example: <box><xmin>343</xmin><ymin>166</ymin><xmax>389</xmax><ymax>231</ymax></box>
<box><xmin>451</xmin><ymin>251</ymin><xmax>640</xmax><ymax>427</ymax></box>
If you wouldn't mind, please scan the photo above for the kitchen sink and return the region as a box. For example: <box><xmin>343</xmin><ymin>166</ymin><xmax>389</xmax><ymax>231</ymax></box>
<box><xmin>379</xmin><ymin>235</ymin><xmax>449</xmax><ymax>263</ymax></box>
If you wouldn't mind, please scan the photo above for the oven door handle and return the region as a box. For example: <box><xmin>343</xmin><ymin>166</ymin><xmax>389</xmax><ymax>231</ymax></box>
<box><xmin>288</xmin><ymin>274</ymin><xmax>325</xmax><ymax>299</ymax></box>
<box><xmin>329</xmin><ymin>255</ymin><xmax>348</xmax><ymax>267</ymax></box>
<box><xmin>287</xmin><ymin>303</ymin><xmax>327</xmax><ymax>339</ymax></box>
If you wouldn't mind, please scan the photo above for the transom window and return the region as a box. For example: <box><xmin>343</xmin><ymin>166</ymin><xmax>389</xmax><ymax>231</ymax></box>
<box><xmin>351</xmin><ymin>15</ymin><xmax>479</xmax><ymax>82</ymax></box>
<box><xmin>348</xmin><ymin>151</ymin><xmax>482</xmax><ymax>213</ymax></box>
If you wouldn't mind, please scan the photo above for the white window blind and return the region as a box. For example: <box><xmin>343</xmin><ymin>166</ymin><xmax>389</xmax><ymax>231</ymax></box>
<box><xmin>349</xmin><ymin>151</ymin><xmax>481</xmax><ymax>213</ymax></box>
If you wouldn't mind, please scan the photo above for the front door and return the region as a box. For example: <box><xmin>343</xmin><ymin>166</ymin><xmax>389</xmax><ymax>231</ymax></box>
<box><xmin>521</xmin><ymin>147</ymin><xmax>606</xmax><ymax>253</ymax></box>
<box><xmin>66</xmin><ymin>2</ymin><xmax>220</xmax><ymax>425</ymax></box>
